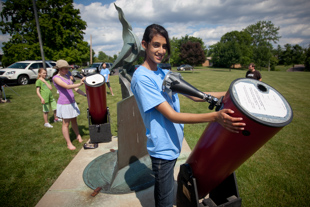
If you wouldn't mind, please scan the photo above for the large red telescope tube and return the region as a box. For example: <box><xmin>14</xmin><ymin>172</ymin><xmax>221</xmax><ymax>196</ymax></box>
<box><xmin>84</xmin><ymin>74</ymin><xmax>107</xmax><ymax>125</ymax></box>
<box><xmin>186</xmin><ymin>78</ymin><xmax>293</xmax><ymax>198</ymax></box>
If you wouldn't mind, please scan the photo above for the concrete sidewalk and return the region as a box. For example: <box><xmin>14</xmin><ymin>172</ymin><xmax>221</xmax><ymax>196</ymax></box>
<box><xmin>36</xmin><ymin>137</ymin><xmax>192</xmax><ymax>207</ymax></box>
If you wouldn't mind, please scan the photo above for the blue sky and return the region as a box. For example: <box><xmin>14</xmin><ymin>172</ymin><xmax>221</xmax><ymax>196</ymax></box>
<box><xmin>1</xmin><ymin>0</ymin><xmax>310</xmax><ymax>57</ymax></box>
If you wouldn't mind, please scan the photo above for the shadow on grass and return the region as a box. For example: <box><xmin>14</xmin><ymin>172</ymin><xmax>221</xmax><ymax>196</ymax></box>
<box><xmin>178</xmin><ymin>71</ymin><xmax>201</xmax><ymax>74</ymax></box>
<box><xmin>68</xmin><ymin>125</ymin><xmax>89</xmax><ymax>141</ymax></box>
<box><xmin>1</xmin><ymin>94</ymin><xmax>13</xmax><ymax>100</ymax></box>
<box><xmin>210</xmin><ymin>68</ymin><xmax>246</xmax><ymax>72</ymax></box>
<box><xmin>47</xmin><ymin>116</ymin><xmax>89</xmax><ymax>141</ymax></box>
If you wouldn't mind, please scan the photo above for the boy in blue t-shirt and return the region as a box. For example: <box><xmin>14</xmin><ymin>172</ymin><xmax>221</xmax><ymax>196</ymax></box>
<box><xmin>131</xmin><ymin>24</ymin><xmax>246</xmax><ymax>207</ymax></box>
<box><xmin>100</xmin><ymin>63</ymin><xmax>114</xmax><ymax>96</ymax></box>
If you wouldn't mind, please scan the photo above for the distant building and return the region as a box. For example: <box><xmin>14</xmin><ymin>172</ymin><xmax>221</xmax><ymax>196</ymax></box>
<box><xmin>231</xmin><ymin>64</ymin><xmax>242</xmax><ymax>68</ymax></box>
<box><xmin>202</xmin><ymin>57</ymin><xmax>213</xmax><ymax>67</ymax></box>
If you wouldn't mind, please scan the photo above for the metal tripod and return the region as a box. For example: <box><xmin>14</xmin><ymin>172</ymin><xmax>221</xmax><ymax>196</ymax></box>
<box><xmin>1</xmin><ymin>84</ymin><xmax>20</xmax><ymax>102</ymax></box>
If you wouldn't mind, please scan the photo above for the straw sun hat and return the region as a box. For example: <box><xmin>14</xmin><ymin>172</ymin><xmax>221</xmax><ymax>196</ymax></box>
<box><xmin>55</xmin><ymin>60</ymin><xmax>71</xmax><ymax>69</ymax></box>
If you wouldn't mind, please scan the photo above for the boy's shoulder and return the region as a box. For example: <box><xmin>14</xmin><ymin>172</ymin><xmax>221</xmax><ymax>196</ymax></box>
<box><xmin>35</xmin><ymin>79</ymin><xmax>42</xmax><ymax>86</ymax></box>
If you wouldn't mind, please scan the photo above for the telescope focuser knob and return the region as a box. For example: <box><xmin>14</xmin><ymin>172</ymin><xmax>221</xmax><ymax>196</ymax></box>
<box><xmin>204</xmin><ymin>94</ymin><xmax>219</xmax><ymax>111</ymax></box>
<box><xmin>208</xmin><ymin>104</ymin><xmax>215</xmax><ymax>110</ymax></box>
<box><xmin>208</xmin><ymin>98</ymin><xmax>218</xmax><ymax>110</ymax></box>
<box><xmin>215</xmin><ymin>96</ymin><xmax>224</xmax><ymax>111</ymax></box>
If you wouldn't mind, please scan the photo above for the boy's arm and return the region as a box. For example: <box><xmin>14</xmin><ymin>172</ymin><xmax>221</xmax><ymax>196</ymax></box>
<box><xmin>155</xmin><ymin>101</ymin><xmax>245</xmax><ymax>133</ymax></box>
<box><xmin>36</xmin><ymin>87</ymin><xmax>45</xmax><ymax>104</ymax></box>
<box><xmin>74</xmin><ymin>88</ymin><xmax>87</xmax><ymax>96</ymax></box>
<box><xmin>39</xmin><ymin>78</ymin><xmax>52</xmax><ymax>90</ymax></box>
<box><xmin>184</xmin><ymin>91</ymin><xmax>226</xmax><ymax>102</ymax></box>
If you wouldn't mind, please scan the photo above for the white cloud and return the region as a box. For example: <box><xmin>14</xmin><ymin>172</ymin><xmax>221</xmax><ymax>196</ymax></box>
<box><xmin>74</xmin><ymin>0</ymin><xmax>310</xmax><ymax>56</ymax></box>
<box><xmin>1</xmin><ymin>0</ymin><xmax>310</xmax><ymax>55</ymax></box>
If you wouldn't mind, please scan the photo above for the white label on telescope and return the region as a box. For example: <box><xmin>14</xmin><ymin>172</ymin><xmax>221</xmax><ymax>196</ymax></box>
<box><xmin>85</xmin><ymin>74</ymin><xmax>105</xmax><ymax>85</ymax></box>
<box><xmin>235</xmin><ymin>82</ymin><xmax>287</xmax><ymax>118</ymax></box>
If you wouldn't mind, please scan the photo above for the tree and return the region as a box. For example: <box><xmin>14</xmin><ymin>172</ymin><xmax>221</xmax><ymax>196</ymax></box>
<box><xmin>170</xmin><ymin>37</ymin><xmax>181</xmax><ymax>66</ymax></box>
<box><xmin>281</xmin><ymin>44</ymin><xmax>305</xmax><ymax>69</ymax></box>
<box><xmin>179</xmin><ymin>41</ymin><xmax>206</xmax><ymax>66</ymax></box>
<box><xmin>210</xmin><ymin>31</ymin><xmax>252</xmax><ymax>70</ymax></box>
<box><xmin>282</xmin><ymin>44</ymin><xmax>292</xmax><ymax>66</ymax></box>
<box><xmin>244</xmin><ymin>21</ymin><xmax>281</xmax><ymax>45</ymax></box>
<box><xmin>291</xmin><ymin>44</ymin><xmax>305</xmax><ymax>68</ymax></box>
<box><xmin>179</xmin><ymin>35</ymin><xmax>207</xmax><ymax>52</ymax></box>
<box><xmin>170</xmin><ymin>35</ymin><xmax>207</xmax><ymax>66</ymax></box>
<box><xmin>244</xmin><ymin>20</ymin><xmax>281</xmax><ymax>71</ymax></box>
<box><xmin>220</xmin><ymin>31</ymin><xmax>253</xmax><ymax>68</ymax></box>
<box><xmin>97</xmin><ymin>51</ymin><xmax>109</xmax><ymax>61</ymax></box>
<box><xmin>96</xmin><ymin>51</ymin><xmax>118</xmax><ymax>63</ymax></box>
<box><xmin>220</xmin><ymin>41</ymin><xmax>241</xmax><ymax>70</ymax></box>
<box><xmin>274</xmin><ymin>45</ymin><xmax>284</xmax><ymax>65</ymax></box>
<box><xmin>253</xmin><ymin>42</ymin><xmax>273</xmax><ymax>70</ymax></box>
<box><xmin>305</xmin><ymin>45</ymin><xmax>310</xmax><ymax>71</ymax></box>
<box><xmin>208</xmin><ymin>42</ymin><xmax>223</xmax><ymax>67</ymax></box>
<box><xmin>0</xmin><ymin>0</ymin><xmax>90</xmax><ymax>66</ymax></box>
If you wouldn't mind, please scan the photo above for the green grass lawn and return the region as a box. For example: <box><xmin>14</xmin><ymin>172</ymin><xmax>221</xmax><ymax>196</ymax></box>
<box><xmin>0</xmin><ymin>68</ymin><xmax>309</xmax><ymax>206</ymax></box>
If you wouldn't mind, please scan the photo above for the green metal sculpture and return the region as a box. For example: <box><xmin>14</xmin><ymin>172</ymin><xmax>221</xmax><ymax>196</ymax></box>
<box><xmin>111</xmin><ymin>4</ymin><xmax>144</xmax><ymax>84</ymax></box>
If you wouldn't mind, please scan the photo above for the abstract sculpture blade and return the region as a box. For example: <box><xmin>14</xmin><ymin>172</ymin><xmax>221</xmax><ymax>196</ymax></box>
<box><xmin>111</xmin><ymin>3</ymin><xmax>145</xmax><ymax>82</ymax></box>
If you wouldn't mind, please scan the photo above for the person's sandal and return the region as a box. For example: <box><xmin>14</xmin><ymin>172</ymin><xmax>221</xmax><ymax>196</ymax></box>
<box><xmin>83</xmin><ymin>142</ymin><xmax>98</xmax><ymax>149</ymax></box>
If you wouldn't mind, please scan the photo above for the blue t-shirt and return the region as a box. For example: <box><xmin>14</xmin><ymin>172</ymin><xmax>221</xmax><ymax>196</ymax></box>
<box><xmin>131</xmin><ymin>66</ymin><xmax>184</xmax><ymax>160</ymax></box>
<box><xmin>100</xmin><ymin>68</ymin><xmax>110</xmax><ymax>82</ymax></box>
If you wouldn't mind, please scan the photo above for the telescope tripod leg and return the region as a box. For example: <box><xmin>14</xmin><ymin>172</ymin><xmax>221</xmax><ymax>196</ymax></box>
<box><xmin>4</xmin><ymin>84</ymin><xmax>20</xmax><ymax>96</ymax></box>
<box><xmin>0</xmin><ymin>85</ymin><xmax>9</xmax><ymax>103</ymax></box>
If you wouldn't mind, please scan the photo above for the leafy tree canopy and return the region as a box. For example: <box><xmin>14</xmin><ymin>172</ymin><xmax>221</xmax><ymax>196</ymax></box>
<box><xmin>305</xmin><ymin>45</ymin><xmax>310</xmax><ymax>71</ymax></box>
<box><xmin>170</xmin><ymin>35</ymin><xmax>207</xmax><ymax>66</ymax></box>
<box><xmin>244</xmin><ymin>20</ymin><xmax>281</xmax><ymax>70</ymax></box>
<box><xmin>179</xmin><ymin>41</ymin><xmax>206</xmax><ymax>66</ymax></box>
<box><xmin>244</xmin><ymin>20</ymin><xmax>281</xmax><ymax>46</ymax></box>
<box><xmin>210</xmin><ymin>30</ymin><xmax>253</xmax><ymax>69</ymax></box>
<box><xmin>94</xmin><ymin>51</ymin><xmax>117</xmax><ymax>63</ymax></box>
<box><xmin>281</xmin><ymin>43</ymin><xmax>305</xmax><ymax>68</ymax></box>
<box><xmin>292</xmin><ymin>44</ymin><xmax>305</xmax><ymax>67</ymax></box>
<box><xmin>0</xmin><ymin>0</ymin><xmax>89</xmax><ymax>66</ymax></box>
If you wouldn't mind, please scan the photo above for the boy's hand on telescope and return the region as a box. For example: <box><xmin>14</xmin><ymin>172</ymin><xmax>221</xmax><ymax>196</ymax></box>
<box><xmin>79</xmin><ymin>77</ymin><xmax>86</xmax><ymax>85</ymax></box>
<box><xmin>216</xmin><ymin>109</ymin><xmax>245</xmax><ymax>133</ymax></box>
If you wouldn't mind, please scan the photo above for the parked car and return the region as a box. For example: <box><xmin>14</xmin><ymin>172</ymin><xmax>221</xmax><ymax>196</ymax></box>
<box><xmin>106</xmin><ymin>62</ymin><xmax>115</xmax><ymax>75</ymax></box>
<box><xmin>69</xmin><ymin>65</ymin><xmax>79</xmax><ymax>69</ymax></box>
<box><xmin>46</xmin><ymin>60</ymin><xmax>56</xmax><ymax>68</ymax></box>
<box><xmin>177</xmin><ymin>64</ymin><xmax>194</xmax><ymax>71</ymax></box>
<box><xmin>158</xmin><ymin>63</ymin><xmax>171</xmax><ymax>70</ymax></box>
<box><xmin>0</xmin><ymin>60</ymin><xmax>56</xmax><ymax>85</ymax></box>
<box><xmin>82</xmin><ymin>62</ymin><xmax>114</xmax><ymax>76</ymax></box>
